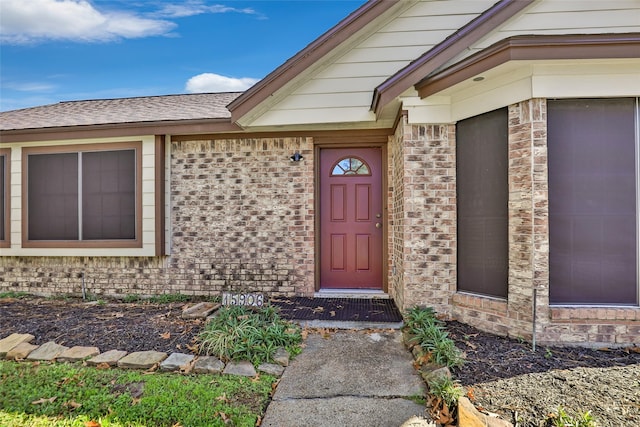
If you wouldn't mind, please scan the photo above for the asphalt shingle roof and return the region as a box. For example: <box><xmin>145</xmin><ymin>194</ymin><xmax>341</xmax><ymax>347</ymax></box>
<box><xmin>0</xmin><ymin>92</ymin><xmax>243</xmax><ymax>131</ymax></box>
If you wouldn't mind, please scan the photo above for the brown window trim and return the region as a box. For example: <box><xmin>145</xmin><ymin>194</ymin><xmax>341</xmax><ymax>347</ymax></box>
<box><xmin>0</xmin><ymin>148</ymin><xmax>11</xmax><ymax>248</ymax></box>
<box><xmin>22</xmin><ymin>142</ymin><xmax>143</xmax><ymax>249</ymax></box>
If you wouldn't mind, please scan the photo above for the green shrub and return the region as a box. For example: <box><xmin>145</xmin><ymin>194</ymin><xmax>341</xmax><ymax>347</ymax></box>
<box><xmin>404</xmin><ymin>306</ymin><xmax>464</xmax><ymax>369</ymax></box>
<box><xmin>428</xmin><ymin>375</ymin><xmax>464</xmax><ymax>410</ymax></box>
<box><xmin>198</xmin><ymin>305</ymin><xmax>302</xmax><ymax>366</ymax></box>
<box><xmin>546</xmin><ymin>407</ymin><xmax>596</xmax><ymax>427</ymax></box>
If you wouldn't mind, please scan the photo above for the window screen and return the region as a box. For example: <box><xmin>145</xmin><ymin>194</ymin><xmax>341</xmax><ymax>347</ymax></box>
<box><xmin>548</xmin><ymin>98</ymin><xmax>637</xmax><ymax>305</ymax></box>
<box><xmin>456</xmin><ymin>107</ymin><xmax>509</xmax><ymax>298</ymax></box>
<box><xmin>27</xmin><ymin>149</ymin><xmax>136</xmax><ymax>242</ymax></box>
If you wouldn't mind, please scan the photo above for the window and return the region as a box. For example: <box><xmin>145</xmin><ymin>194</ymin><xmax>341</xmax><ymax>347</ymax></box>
<box><xmin>0</xmin><ymin>148</ymin><xmax>10</xmax><ymax>248</ymax></box>
<box><xmin>23</xmin><ymin>142</ymin><xmax>142</xmax><ymax>248</ymax></box>
<box><xmin>548</xmin><ymin>98</ymin><xmax>638</xmax><ymax>305</ymax></box>
<box><xmin>331</xmin><ymin>157</ymin><xmax>371</xmax><ymax>176</ymax></box>
<box><xmin>456</xmin><ymin>108</ymin><xmax>509</xmax><ymax>298</ymax></box>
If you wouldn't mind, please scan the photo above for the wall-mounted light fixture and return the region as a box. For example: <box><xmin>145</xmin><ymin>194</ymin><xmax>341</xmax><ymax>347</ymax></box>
<box><xmin>290</xmin><ymin>151</ymin><xmax>304</xmax><ymax>162</ymax></box>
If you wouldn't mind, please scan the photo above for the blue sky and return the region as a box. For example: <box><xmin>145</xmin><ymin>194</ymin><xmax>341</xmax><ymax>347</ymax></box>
<box><xmin>0</xmin><ymin>0</ymin><xmax>365</xmax><ymax>112</ymax></box>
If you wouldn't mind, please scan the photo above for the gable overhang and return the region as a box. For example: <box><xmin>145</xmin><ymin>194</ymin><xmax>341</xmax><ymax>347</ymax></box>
<box><xmin>416</xmin><ymin>33</ymin><xmax>640</xmax><ymax>99</ymax></box>
<box><xmin>370</xmin><ymin>0</ymin><xmax>535</xmax><ymax>116</ymax></box>
<box><xmin>227</xmin><ymin>0</ymin><xmax>402</xmax><ymax>126</ymax></box>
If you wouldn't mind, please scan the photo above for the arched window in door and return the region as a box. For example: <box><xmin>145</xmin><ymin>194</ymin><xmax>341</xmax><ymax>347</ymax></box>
<box><xmin>330</xmin><ymin>157</ymin><xmax>371</xmax><ymax>176</ymax></box>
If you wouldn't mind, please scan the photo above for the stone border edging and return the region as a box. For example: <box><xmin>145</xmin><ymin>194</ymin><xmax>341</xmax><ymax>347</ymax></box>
<box><xmin>402</xmin><ymin>330</ymin><xmax>514</xmax><ymax>427</ymax></box>
<box><xmin>0</xmin><ymin>333</ymin><xmax>288</xmax><ymax>378</ymax></box>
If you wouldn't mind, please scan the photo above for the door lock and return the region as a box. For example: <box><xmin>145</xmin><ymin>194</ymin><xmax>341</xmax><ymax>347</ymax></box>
<box><xmin>375</xmin><ymin>223</ymin><xmax>382</xmax><ymax>229</ymax></box>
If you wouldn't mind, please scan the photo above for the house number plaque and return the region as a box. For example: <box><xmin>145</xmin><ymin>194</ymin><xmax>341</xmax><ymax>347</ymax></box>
<box><xmin>221</xmin><ymin>292</ymin><xmax>264</xmax><ymax>307</ymax></box>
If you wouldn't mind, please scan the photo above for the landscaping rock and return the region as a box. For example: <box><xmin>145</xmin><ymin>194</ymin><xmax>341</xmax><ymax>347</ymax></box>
<box><xmin>182</xmin><ymin>302</ymin><xmax>220</xmax><ymax>319</ymax></box>
<box><xmin>57</xmin><ymin>346</ymin><xmax>100</xmax><ymax>363</ymax></box>
<box><xmin>160</xmin><ymin>353</ymin><xmax>194</xmax><ymax>372</ymax></box>
<box><xmin>458</xmin><ymin>397</ymin><xmax>513</xmax><ymax>427</ymax></box>
<box><xmin>117</xmin><ymin>351</ymin><xmax>167</xmax><ymax>370</ymax></box>
<box><xmin>6</xmin><ymin>342</ymin><xmax>39</xmax><ymax>360</ymax></box>
<box><xmin>193</xmin><ymin>356</ymin><xmax>225</xmax><ymax>374</ymax></box>
<box><xmin>0</xmin><ymin>333</ymin><xmax>35</xmax><ymax>357</ymax></box>
<box><xmin>257</xmin><ymin>363</ymin><xmax>285</xmax><ymax>377</ymax></box>
<box><xmin>87</xmin><ymin>350</ymin><xmax>128</xmax><ymax>366</ymax></box>
<box><xmin>420</xmin><ymin>366</ymin><xmax>451</xmax><ymax>383</ymax></box>
<box><xmin>26</xmin><ymin>341</ymin><xmax>69</xmax><ymax>361</ymax></box>
<box><xmin>223</xmin><ymin>361</ymin><xmax>256</xmax><ymax>377</ymax></box>
<box><xmin>273</xmin><ymin>347</ymin><xmax>290</xmax><ymax>367</ymax></box>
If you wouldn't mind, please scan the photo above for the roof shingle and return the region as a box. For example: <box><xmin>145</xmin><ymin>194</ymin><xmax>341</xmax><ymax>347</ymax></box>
<box><xmin>0</xmin><ymin>92</ymin><xmax>242</xmax><ymax>131</ymax></box>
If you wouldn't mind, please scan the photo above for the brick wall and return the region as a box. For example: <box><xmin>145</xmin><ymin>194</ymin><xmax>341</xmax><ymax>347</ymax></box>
<box><xmin>169</xmin><ymin>138</ymin><xmax>315</xmax><ymax>296</ymax></box>
<box><xmin>0</xmin><ymin>137</ymin><xmax>315</xmax><ymax>298</ymax></box>
<box><xmin>390</xmin><ymin>114</ymin><xmax>457</xmax><ymax>313</ymax></box>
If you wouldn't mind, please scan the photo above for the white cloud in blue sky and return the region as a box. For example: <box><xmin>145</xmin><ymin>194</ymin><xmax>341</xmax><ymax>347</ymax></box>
<box><xmin>0</xmin><ymin>0</ymin><xmax>176</xmax><ymax>44</ymax></box>
<box><xmin>151</xmin><ymin>1</ymin><xmax>261</xmax><ymax>19</ymax></box>
<box><xmin>186</xmin><ymin>73</ymin><xmax>259</xmax><ymax>93</ymax></box>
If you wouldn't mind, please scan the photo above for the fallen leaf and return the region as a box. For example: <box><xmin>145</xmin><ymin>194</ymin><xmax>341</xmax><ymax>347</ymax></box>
<box><xmin>216</xmin><ymin>393</ymin><xmax>229</xmax><ymax>403</ymax></box>
<box><xmin>32</xmin><ymin>397</ymin><xmax>57</xmax><ymax>405</ymax></box>
<box><xmin>329</xmin><ymin>311</ymin><xmax>336</xmax><ymax>317</ymax></box>
<box><xmin>464</xmin><ymin>340</ymin><xmax>477</xmax><ymax>350</ymax></box>
<box><xmin>160</xmin><ymin>332</ymin><xmax>171</xmax><ymax>339</ymax></box>
<box><xmin>63</xmin><ymin>400</ymin><xmax>82</xmax><ymax>410</ymax></box>
<box><xmin>96</xmin><ymin>362</ymin><xmax>111</xmax><ymax>370</ymax></box>
<box><xmin>85</xmin><ymin>421</ymin><xmax>101</xmax><ymax>427</ymax></box>
<box><xmin>132</xmin><ymin>397</ymin><xmax>141</xmax><ymax>405</ymax></box>
<box><xmin>186</xmin><ymin>343</ymin><xmax>199</xmax><ymax>353</ymax></box>
<box><xmin>312</xmin><ymin>306</ymin><xmax>324</xmax><ymax>313</ymax></box>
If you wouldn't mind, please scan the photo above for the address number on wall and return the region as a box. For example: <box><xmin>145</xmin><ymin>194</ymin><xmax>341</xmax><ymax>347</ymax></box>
<box><xmin>221</xmin><ymin>292</ymin><xmax>265</xmax><ymax>307</ymax></box>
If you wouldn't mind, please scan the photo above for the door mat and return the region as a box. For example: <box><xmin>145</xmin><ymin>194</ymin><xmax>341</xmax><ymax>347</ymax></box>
<box><xmin>270</xmin><ymin>297</ymin><xmax>404</xmax><ymax>323</ymax></box>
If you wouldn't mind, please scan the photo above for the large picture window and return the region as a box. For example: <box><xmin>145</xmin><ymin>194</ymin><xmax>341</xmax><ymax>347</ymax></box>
<box><xmin>0</xmin><ymin>148</ymin><xmax>10</xmax><ymax>248</ymax></box>
<box><xmin>456</xmin><ymin>108</ymin><xmax>509</xmax><ymax>298</ymax></box>
<box><xmin>23</xmin><ymin>142</ymin><xmax>142</xmax><ymax>248</ymax></box>
<box><xmin>548</xmin><ymin>98</ymin><xmax>638</xmax><ymax>305</ymax></box>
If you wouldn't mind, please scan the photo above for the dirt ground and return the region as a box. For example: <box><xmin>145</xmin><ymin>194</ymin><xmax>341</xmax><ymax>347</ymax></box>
<box><xmin>1</xmin><ymin>296</ymin><xmax>638</xmax><ymax>426</ymax></box>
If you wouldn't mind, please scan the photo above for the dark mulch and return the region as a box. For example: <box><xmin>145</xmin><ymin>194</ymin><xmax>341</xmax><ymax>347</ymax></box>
<box><xmin>0</xmin><ymin>296</ymin><xmax>205</xmax><ymax>353</ymax></box>
<box><xmin>1</xmin><ymin>295</ymin><xmax>638</xmax><ymax>379</ymax></box>
<box><xmin>446</xmin><ymin>320</ymin><xmax>640</xmax><ymax>385</ymax></box>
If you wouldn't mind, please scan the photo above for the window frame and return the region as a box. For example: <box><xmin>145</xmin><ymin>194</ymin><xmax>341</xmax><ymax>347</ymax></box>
<box><xmin>22</xmin><ymin>142</ymin><xmax>143</xmax><ymax>249</ymax></box>
<box><xmin>0</xmin><ymin>148</ymin><xmax>10</xmax><ymax>248</ymax></box>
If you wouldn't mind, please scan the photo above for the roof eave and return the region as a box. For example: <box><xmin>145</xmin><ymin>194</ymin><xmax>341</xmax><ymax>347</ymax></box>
<box><xmin>227</xmin><ymin>0</ymin><xmax>401</xmax><ymax>123</ymax></box>
<box><xmin>370</xmin><ymin>0</ymin><xmax>535</xmax><ymax>115</ymax></box>
<box><xmin>0</xmin><ymin>118</ymin><xmax>241</xmax><ymax>144</ymax></box>
<box><xmin>416</xmin><ymin>33</ymin><xmax>640</xmax><ymax>99</ymax></box>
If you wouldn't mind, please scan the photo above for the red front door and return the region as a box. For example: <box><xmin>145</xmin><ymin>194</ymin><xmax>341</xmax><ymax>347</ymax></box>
<box><xmin>319</xmin><ymin>148</ymin><xmax>383</xmax><ymax>290</ymax></box>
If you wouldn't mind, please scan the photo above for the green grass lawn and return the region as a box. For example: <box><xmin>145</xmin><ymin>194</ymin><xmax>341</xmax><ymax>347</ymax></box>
<box><xmin>0</xmin><ymin>360</ymin><xmax>276</xmax><ymax>427</ymax></box>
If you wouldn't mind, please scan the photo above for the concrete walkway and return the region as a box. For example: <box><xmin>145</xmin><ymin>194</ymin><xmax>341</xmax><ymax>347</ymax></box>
<box><xmin>261</xmin><ymin>330</ymin><xmax>427</xmax><ymax>427</ymax></box>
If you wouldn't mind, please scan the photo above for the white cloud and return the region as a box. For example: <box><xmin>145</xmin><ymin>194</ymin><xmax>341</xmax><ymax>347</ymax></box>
<box><xmin>3</xmin><ymin>81</ymin><xmax>57</xmax><ymax>92</ymax></box>
<box><xmin>0</xmin><ymin>0</ymin><xmax>176</xmax><ymax>44</ymax></box>
<box><xmin>153</xmin><ymin>1</ymin><xmax>259</xmax><ymax>19</ymax></box>
<box><xmin>185</xmin><ymin>73</ymin><xmax>259</xmax><ymax>93</ymax></box>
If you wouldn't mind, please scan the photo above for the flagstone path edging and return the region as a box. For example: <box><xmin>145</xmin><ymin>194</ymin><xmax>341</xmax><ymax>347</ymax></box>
<box><xmin>0</xmin><ymin>333</ymin><xmax>288</xmax><ymax>377</ymax></box>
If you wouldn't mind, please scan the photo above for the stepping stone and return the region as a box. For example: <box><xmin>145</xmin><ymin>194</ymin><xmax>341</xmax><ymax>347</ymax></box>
<box><xmin>57</xmin><ymin>346</ymin><xmax>100</xmax><ymax>363</ymax></box>
<box><xmin>26</xmin><ymin>341</ymin><xmax>69</xmax><ymax>361</ymax></box>
<box><xmin>193</xmin><ymin>356</ymin><xmax>225</xmax><ymax>374</ymax></box>
<box><xmin>87</xmin><ymin>350</ymin><xmax>128</xmax><ymax>367</ymax></box>
<box><xmin>6</xmin><ymin>342</ymin><xmax>39</xmax><ymax>360</ymax></box>
<box><xmin>257</xmin><ymin>363</ymin><xmax>285</xmax><ymax>377</ymax></box>
<box><xmin>182</xmin><ymin>302</ymin><xmax>220</xmax><ymax>319</ymax></box>
<box><xmin>223</xmin><ymin>361</ymin><xmax>256</xmax><ymax>377</ymax></box>
<box><xmin>273</xmin><ymin>347</ymin><xmax>290</xmax><ymax>367</ymax></box>
<box><xmin>160</xmin><ymin>353</ymin><xmax>194</xmax><ymax>372</ymax></box>
<box><xmin>117</xmin><ymin>351</ymin><xmax>167</xmax><ymax>370</ymax></box>
<box><xmin>0</xmin><ymin>333</ymin><xmax>35</xmax><ymax>358</ymax></box>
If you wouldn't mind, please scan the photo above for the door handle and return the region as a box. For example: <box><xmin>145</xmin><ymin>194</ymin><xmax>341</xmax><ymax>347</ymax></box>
<box><xmin>375</xmin><ymin>223</ymin><xmax>382</xmax><ymax>229</ymax></box>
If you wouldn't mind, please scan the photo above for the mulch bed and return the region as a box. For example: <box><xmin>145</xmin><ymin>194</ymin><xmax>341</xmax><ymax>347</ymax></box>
<box><xmin>2</xmin><ymin>295</ymin><xmax>639</xmax><ymax>426</ymax></box>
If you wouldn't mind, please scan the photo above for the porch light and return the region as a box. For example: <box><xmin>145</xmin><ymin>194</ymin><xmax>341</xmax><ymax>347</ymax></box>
<box><xmin>290</xmin><ymin>151</ymin><xmax>304</xmax><ymax>162</ymax></box>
